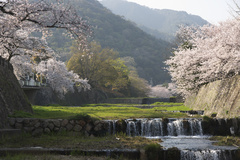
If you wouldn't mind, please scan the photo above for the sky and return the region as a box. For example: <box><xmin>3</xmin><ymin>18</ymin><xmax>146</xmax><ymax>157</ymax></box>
<box><xmin>126</xmin><ymin>0</ymin><xmax>236</xmax><ymax>24</ymax></box>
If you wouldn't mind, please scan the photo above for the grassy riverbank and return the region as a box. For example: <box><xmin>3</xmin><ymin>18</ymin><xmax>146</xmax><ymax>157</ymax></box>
<box><xmin>209</xmin><ymin>136</ymin><xmax>240</xmax><ymax>148</ymax></box>
<box><xmin>0</xmin><ymin>132</ymin><xmax>161</xmax><ymax>150</ymax></box>
<box><xmin>10</xmin><ymin>103</ymin><xmax>195</xmax><ymax>120</ymax></box>
<box><xmin>0</xmin><ymin>155</ymin><xmax>117</xmax><ymax>160</ymax></box>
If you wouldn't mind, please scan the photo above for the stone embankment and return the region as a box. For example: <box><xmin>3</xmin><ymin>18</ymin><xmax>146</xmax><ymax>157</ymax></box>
<box><xmin>8</xmin><ymin>118</ymin><xmax>109</xmax><ymax>137</ymax></box>
<box><xmin>105</xmin><ymin>97</ymin><xmax>177</xmax><ymax>104</ymax></box>
<box><xmin>0</xmin><ymin>56</ymin><xmax>32</xmax><ymax>128</ymax></box>
<box><xmin>8</xmin><ymin>117</ymin><xmax>240</xmax><ymax>137</ymax></box>
<box><xmin>185</xmin><ymin>75</ymin><xmax>240</xmax><ymax>118</ymax></box>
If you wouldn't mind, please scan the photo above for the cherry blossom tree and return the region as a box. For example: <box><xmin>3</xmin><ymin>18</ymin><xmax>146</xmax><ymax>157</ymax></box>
<box><xmin>166</xmin><ymin>18</ymin><xmax>240</xmax><ymax>97</ymax></box>
<box><xmin>0</xmin><ymin>0</ymin><xmax>92</xmax><ymax>98</ymax></box>
<box><xmin>0</xmin><ymin>0</ymin><xmax>91</xmax><ymax>61</ymax></box>
<box><xmin>36</xmin><ymin>58</ymin><xmax>90</xmax><ymax>99</ymax></box>
<box><xmin>147</xmin><ymin>83</ymin><xmax>176</xmax><ymax>98</ymax></box>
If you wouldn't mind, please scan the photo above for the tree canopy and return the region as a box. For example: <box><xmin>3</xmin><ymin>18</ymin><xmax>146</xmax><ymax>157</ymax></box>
<box><xmin>166</xmin><ymin>19</ymin><xmax>240</xmax><ymax>96</ymax></box>
<box><xmin>47</xmin><ymin>0</ymin><xmax>172</xmax><ymax>85</ymax></box>
<box><xmin>0</xmin><ymin>0</ymin><xmax>92</xmax><ymax>98</ymax></box>
<box><xmin>67</xmin><ymin>42</ymin><xmax>130</xmax><ymax>92</ymax></box>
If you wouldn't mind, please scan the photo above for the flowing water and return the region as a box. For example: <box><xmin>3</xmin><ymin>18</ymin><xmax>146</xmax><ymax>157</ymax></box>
<box><xmin>108</xmin><ymin>118</ymin><xmax>203</xmax><ymax>137</ymax></box>
<box><xmin>107</xmin><ymin>118</ymin><xmax>238</xmax><ymax>160</ymax></box>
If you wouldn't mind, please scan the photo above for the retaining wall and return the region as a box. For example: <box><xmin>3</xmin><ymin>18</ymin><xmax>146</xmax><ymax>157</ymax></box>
<box><xmin>8</xmin><ymin>118</ymin><xmax>109</xmax><ymax>137</ymax></box>
<box><xmin>0</xmin><ymin>56</ymin><xmax>32</xmax><ymax>129</ymax></box>
<box><xmin>8</xmin><ymin>117</ymin><xmax>240</xmax><ymax>137</ymax></box>
<box><xmin>105</xmin><ymin>98</ymin><xmax>175</xmax><ymax>104</ymax></box>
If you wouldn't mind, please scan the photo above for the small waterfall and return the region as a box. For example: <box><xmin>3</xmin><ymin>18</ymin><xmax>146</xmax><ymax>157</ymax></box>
<box><xmin>140</xmin><ymin>118</ymin><xmax>163</xmax><ymax>137</ymax></box>
<box><xmin>126</xmin><ymin>121</ymin><xmax>137</xmax><ymax>136</ymax></box>
<box><xmin>180</xmin><ymin>149</ymin><xmax>233</xmax><ymax>160</ymax></box>
<box><xmin>167</xmin><ymin>119</ymin><xmax>185</xmax><ymax>136</ymax></box>
<box><xmin>189</xmin><ymin>119</ymin><xmax>203</xmax><ymax>136</ymax></box>
<box><xmin>107</xmin><ymin>120</ymin><xmax>117</xmax><ymax>135</ymax></box>
<box><xmin>166</xmin><ymin>118</ymin><xmax>203</xmax><ymax>136</ymax></box>
<box><xmin>108</xmin><ymin>118</ymin><xmax>203</xmax><ymax>137</ymax></box>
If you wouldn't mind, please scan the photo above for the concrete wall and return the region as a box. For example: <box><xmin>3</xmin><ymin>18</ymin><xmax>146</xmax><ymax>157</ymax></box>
<box><xmin>185</xmin><ymin>75</ymin><xmax>240</xmax><ymax>118</ymax></box>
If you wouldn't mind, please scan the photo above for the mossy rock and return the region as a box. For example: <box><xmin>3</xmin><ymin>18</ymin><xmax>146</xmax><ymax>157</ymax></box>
<box><xmin>116</xmin><ymin>119</ymin><xmax>127</xmax><ymax>133</ymax></box>
<box><xmin>145</xmin><ymin>143</ymin><xmax>161</xmax><ymax>160</ymax></box>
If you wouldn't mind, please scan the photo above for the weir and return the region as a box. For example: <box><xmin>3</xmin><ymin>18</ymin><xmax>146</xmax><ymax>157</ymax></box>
<box><xmin>107</xmin><ymin>118</ymin><xmax>239</xmax><ymax>160</ymax></box>
<box><xmin>107</xmin><ymin>118</ymin><xmax>203</xmax><ymax>137</ymax></box>
<box><xmin>180</xmin><ymin>149</ymin><xmax>236</xmax><ymax>160</ymax></box>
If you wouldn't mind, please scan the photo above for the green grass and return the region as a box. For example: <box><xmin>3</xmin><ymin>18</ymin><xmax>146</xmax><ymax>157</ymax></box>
<box><xmin>9</xmin><ymin>103</ymin><xmax>195</xmax><ymax>120</ymax></box>
<box><xmin>209</xmin><ymin>136</ymin><xmax>240</xmax><ymax>148</ymax></box>
<box><xmin>0</xmin><ymin>132</ymin><xmax>162</xmax><ymax>150</ymax></box>
<box><xmin>0</xmin><ymin>155</ymin><xmax>116</xmax><ymax>160</ymax></box>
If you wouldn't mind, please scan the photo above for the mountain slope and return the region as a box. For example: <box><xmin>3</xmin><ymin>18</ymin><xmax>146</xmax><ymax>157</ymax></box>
<box><xmin>100</xmin><ymin>0</ymin><xmax>209</xmax><ymax>41</ymax></box>
<box><xmin>51</xmin><ymin>0</ymin><xmax>173</xmax><ymax>84</ymax></box>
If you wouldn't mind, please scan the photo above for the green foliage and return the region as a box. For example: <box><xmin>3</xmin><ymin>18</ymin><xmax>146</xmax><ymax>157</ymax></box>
<box><xmin>47</xmin><ymin>0</ymin><xmax>172</xmax><ymax>84</ymax></box>
<box><xmin>121</xmin><ymin>56</ymin><xmax>150</xmax><ymax>97</ymax></box>
<box><xmin>29</xmin><ymin>104</ymin><xmax>194</xmax><ymax>120</ymax></box>
<box><xmin>67</xmin><ymin>42</ymin><xmax>130</xmax><ymax>93</ymax></box>
<box><xmin>9</xmin><ymin>111</ymin><xmax>33</xmax><ymax>118</ymax></box>
<box><xmin>152</xmin><ymin>105</ymin><xmax>190</xmax><ymax>111</ymax></box>
<box><xmin>144</xmin><ymin>143</ymin><xmax>161</xmax><ymax>160</ymax></box>
<box><xmin>0</xmin><ymin>132</ymin><xmax>162</xmax><ymax>151</ymax></box>
<box><xmin>210</xmin><ymin>136</ymin><xmax>240</xmax><ymax>147</ymax></box>
<box><xmin>68</xmin><ymin>113</ymin><xmax>96</xmax><ymax>121</ymax></box>
<box><xmin>2</xmin><ymin>154</ymin><xmax>49</xmax><ymax>160</ymax></box>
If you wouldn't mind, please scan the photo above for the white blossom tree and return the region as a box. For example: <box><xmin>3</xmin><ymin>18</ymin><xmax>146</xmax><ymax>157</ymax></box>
<box><xmin>0</xmin><ymin>0</ymin><xmax>91</xmax><ymax>61</ymax></box>
<box><xmin>147</xmin><ymin>83</ymin><xmax>176</xmax><ymax>98</ymax></box>
<box><xmin>0</xmin><ymin>0</ymin><xmax>92</xmax><ymax>98</ymax></box>
<box><xmin>36</xmin><ymin>58</ymin><xmax>90</xmax><ymax>99</ymax></box>
<box><xmin>166</xmin><ymin>18</ymin><xmax>240</xmax><ymax>97</ymax></box>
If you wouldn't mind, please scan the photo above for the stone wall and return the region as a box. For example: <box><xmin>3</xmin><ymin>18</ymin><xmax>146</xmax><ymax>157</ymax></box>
<box><xmin>185</xmin><ymin>75</ymin><xmax>240</xmax><ymax>118</ymax></box>
<box><xmin>105</xmin><ymin>98</ymin><xmax>143</xmax><ymax>104</ymax></box>
<box><xmin>10</xmin><ymin>117</ymin><xmax>240</xmax><ymax>137</ymax></box>
<box><xmin>8</xmin><ymin>118</ymin><xmax>109</xmax><ymax>137</ymax></box>
<box><xmin>0</xmin><ymin>56</ymin><xmax>32</xmax><ymax>128</ymax></box>
<box><xmin>105</xmin><ymin>98</ymin><xmax>174</xmax><ymax>104</ymax></box>
<box><xmin>201</xmin><ymin>118</ymin><xmax>240</xmax><ymax>136</ymax></box>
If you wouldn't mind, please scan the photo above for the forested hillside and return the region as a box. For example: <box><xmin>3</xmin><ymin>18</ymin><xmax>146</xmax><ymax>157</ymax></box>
<box><xmin>100</xmin><ymin>0</ymin><xmax>209</xmax><ymax>41</ymax></box>
<box><xmin>48</xmin><ymin>0</ymin><xmax>173</xmax><ymax>85</ymax></box>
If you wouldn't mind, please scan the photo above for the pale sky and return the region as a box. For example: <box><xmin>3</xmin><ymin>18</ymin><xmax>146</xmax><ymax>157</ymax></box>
<box><xmin>126</xmin><ymin>0</ymin><xmax>236</xmax><ymax>24</ymax></box>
